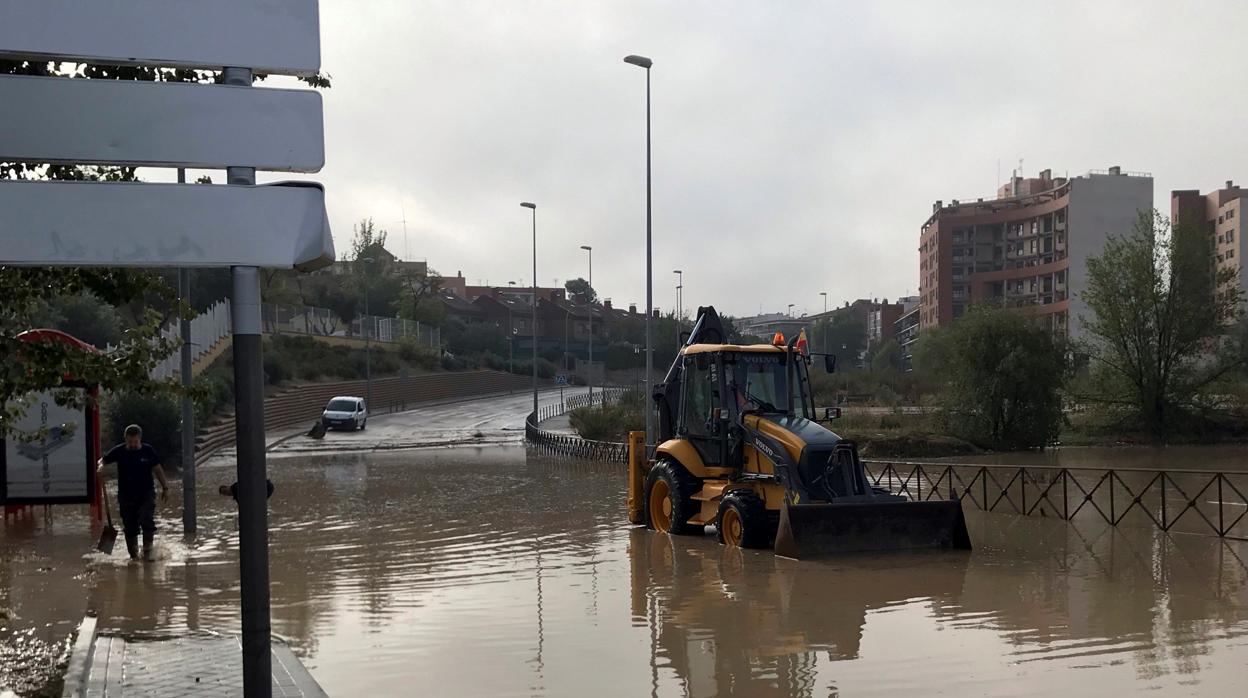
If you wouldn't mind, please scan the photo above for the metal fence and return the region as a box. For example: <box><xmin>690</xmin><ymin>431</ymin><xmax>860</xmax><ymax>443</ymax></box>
<box><xmin>263</xmin><ymin>303</ymin><xmax>441</xmax><ymax>347</ymax></box>
<box><xmin>145</xmin><ymin>300</ymin><xmax>441</xmax><ymax>379</ymax></box>
<box><xmin>521</xmin><ymin>410</ymin><xmax>1248</xmax><ymax>540</ymax></box>
<box><xmin>863</xmin><ymin>460</ymin><xmax>1248</xmax><ymax>541</ymax></box>
<box><xmin>147</xmin><ymin>299</ymin><xmax>232</xmax><ymax>380</ymax></box>
<box><xmin>525</xmin><ymin>388</ymin><xmax>632</xmax><ymax>462</ymax></box>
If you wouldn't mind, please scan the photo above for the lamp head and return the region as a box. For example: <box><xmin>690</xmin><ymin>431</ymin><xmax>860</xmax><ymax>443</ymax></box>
<box><xmin>520</xmin><ymin>202</ymin><xmax>536</xmax><ymax>209</ymax></box>
<box><xmin>623</xmin><ymin>55</ymin><xmax>653</xmax><ymax>69</ymax></box>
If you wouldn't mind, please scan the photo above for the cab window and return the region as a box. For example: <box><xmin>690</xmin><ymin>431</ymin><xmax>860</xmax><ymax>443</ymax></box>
<box><xmin>679</xmin><ymin>355</ymin><xmax>718</xmax><ymax>437</ymax></box>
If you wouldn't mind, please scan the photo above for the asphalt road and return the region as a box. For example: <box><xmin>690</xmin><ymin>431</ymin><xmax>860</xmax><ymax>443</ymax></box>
<box><xmin>263</xmin><ymin>386</ymin><xmax>590</xmax><ymax>457</ymax></box>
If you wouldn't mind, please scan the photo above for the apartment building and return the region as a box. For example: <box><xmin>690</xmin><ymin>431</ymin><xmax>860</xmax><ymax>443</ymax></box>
<box><xmin>1171</xmin><ymin>181</ymin><xmax>1248</xmax><ymax>306</ymax></box>
<box><xmin>918</xmin><ymin>167</ymin><xmax>1152</xmax><ymax>337</ymax></box>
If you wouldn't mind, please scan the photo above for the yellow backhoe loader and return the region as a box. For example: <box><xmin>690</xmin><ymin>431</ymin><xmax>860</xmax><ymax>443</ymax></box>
<box><xmin>626</xmin><ymin>306</ymin><xmax>971</xmax><ymax>558</ymax></box>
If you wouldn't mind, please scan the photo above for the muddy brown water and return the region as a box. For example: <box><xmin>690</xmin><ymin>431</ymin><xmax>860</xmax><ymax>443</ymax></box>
<box><xmin>3</xmin><ymin>444</ymin><xmax>1248</xmax><ymax>697</ymax></box>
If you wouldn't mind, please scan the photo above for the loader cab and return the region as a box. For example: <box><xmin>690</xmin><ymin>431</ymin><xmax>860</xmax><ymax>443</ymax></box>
<box><xmin>676</xmin><ymin>349</ymin><xmax>726</xmax><ymax>467</ymax></box>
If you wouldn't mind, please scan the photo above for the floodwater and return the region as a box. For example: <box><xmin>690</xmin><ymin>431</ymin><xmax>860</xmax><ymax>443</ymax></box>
<box><xmin>4</xmin><ymin>444</ymin><xmax>1248</xmax><ymax>697</ymax></box>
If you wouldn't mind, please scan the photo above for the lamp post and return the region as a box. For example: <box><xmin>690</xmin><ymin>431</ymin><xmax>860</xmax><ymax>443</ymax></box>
<box><xmin>787</xmin><ymin>303</ymin><xmax>795</xmax><ymax>318</ymax></box>
<box><xmin>580</xmin><ymin>245</ymin><xmax>593</xmax><ymax>400</ymax></box>
<box><xmin>521</xmin><ymin>203</ymin><xmax>538</xmax><ymax>419</ymax></box>
<box><xmin>508</xmin><ymin>281</ymin><xmax>516</xmax><ymax>376</ymax></box>
<box><xmin>360</xmin><ymin>256</ymin><xmax>376</xmax><ymax>410</ymax></box>
<box><xmin>820</xmin><ymin>291</ymin><xmax>828</xmax><ymax>352</ymax></box>
<box><xmin>624</xmin><ymin>53</ymin><xmax>654</xmax><ymax>448</ymax></box>
<box><xmin>673</xmin><ymin>268</ymin><xmax>683</xmax><ymax>331</ymax></box>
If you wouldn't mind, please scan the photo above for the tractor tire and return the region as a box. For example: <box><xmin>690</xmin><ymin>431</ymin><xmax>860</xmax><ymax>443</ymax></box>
<box><xmin>716</xmin><ymin>490</ymin><xmax>770</xmax><ymax>549</ymax></box>
<box><xmin>644</xmin><ymin>459</ymin><xmax>700</xmax><ymax>536</ymax></box>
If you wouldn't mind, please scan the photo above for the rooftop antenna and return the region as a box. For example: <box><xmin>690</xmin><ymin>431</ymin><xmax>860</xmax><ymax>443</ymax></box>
<box><xmin>400</xmin><ymin>197</ymin><xmax>409</xmax><ymax>261</ymax></box>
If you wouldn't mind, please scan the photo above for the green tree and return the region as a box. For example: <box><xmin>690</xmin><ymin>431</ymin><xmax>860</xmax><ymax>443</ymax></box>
<box><xmin>869</xmin><ymin>338</ymin><xmax>903</xmax><ymax>373</ymax></box>
<box><xmin>564</xmin><ymin>277</ymin><xmax>597</xmax><ymax>304</ymax></box>
<box><xmin>916</xmin><ymin>306</ymin><xmax>1069</xmax><ymax>449</ymax></box>
<box><xmin>397</xmin><ymin>266</ymin><xmax>445</xmax><ymax>326</ymax></box>
<box><xmin>1080</xmin><ymin>210</ymin><xmax>1244</xmax><ymax>437</ymax></box>
<box><xmin>812</xmin><ymin>314</ymin><xmax>867</xmax><ymax>371</ymax></box>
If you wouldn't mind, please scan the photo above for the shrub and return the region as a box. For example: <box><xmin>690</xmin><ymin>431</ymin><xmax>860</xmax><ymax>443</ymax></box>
<box><xmin>398</xmin><ymin>339</ymin><xmax>440</xmax><ymax>370</ymax></box>
<box><xmin>915</xmin><ymin>305</ymin><xmax>1070</xmax><ymax>450</ymax></box>
<box><xmin>568</xmin><ymin>390</ymin><xmax>645</xmax><ymax>441</ymax></box>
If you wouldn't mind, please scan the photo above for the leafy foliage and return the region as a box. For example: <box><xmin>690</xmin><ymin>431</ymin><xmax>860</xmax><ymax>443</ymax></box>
<box><xmin>915</xmin><ymin>305</ymin><xmax>1070</xmax><ymax>449</ymax></box>
<box><xmin>810</xmin><ymin>313</ymin><xmax>867</xmax><ymax>371</ymax></box>
<box><xmin>564</xmin><ymin>278</ymin><xmax>597</xmax><ymax>304</ymax></box>
<box><xmin>1080</xmin><ymin>211</ymin><xmax>1245</xmax><ymax>437</ymax></box>
<box><xmin>569</xmin><ymin>390</ymin><xmax>645</xmax><ymax>441</ymax></box>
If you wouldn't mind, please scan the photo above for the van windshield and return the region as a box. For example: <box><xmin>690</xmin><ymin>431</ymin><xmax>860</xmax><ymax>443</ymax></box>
<box><xmin>326</xmin><ymin>399</ymin><xmax>358</xmax><ymax>412</ymax></box>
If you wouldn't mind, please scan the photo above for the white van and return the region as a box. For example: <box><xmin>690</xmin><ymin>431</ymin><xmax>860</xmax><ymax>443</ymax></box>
<box><xmin>322</xmin><ymin>396</ymin><xmax>368</xmax><ymax>431</ymax></box>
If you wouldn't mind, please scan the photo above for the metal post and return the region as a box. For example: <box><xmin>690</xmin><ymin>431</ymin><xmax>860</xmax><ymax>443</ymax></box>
<box><xmin>224</xmin><ymin>65</ymin><xmax>271</xmax><ymax>698</ymax></box>
<box><xmin>642</xmin><ymin>65</ymin><xmax>655</xmax><ymax>449</ymax></box>
<box><xmin>364</xmin><ymin>278</ymin><xmax>372</xmax><ymax>410</ymax></box>
<box><xmin>179</xmin><ymin>266</ymin><xmax>195</xmax><ymax>537</ymax></box>
<box><xmin>522</xmin><ymin>203</ymin><xmax>538</xmax><ymax>420</ymax></box>
<box><xmin>177</xmin><ymin>169</ymin><xmax>196</xmax><ymax>539</ymax></box>
<box><xmin>583</xmin><ymin>246</ymin><xmax>593</xmax><ymax>401</ymax></box>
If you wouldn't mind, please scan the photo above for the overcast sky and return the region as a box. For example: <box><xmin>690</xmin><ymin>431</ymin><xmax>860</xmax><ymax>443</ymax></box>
<box><xmin>300</xmin><ymin>0</ymin><xmax>1248</xmax><ymax>318</ymax></box>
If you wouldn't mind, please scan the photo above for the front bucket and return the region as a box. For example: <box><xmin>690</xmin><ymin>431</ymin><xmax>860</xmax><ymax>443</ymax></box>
<box><xmin>774</xmin><ymin>499</ymin><xmax>971</xmax><ymax>559</ymax></box>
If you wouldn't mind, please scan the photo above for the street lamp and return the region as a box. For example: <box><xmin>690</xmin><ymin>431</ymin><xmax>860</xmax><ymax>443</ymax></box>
<box><xmin>819</xmin><ymin>291</ymin><xmax>828</xmax><ymax>352</ymax></box>
<box><xmin>672</xmin><ymin>270</ymin><xmax>683</xmax><ymax>346</ymax></box>
<box><xmin>787</xmin><ymin>303</ymin><xmax>795</xmax><ymax>318</ymax></box>
<box><xmin>580</xmin><ymin>245</ymin><xmax>593</xmax><ymax>400</ymax></box>
<box><xmin>507</xmin><ymin>282</ymin><xmax>517</xmax><ymax>377</ymax></box>
<box><xmin>360</xmin><ymin>256</ymin><xmax>376</xmax><ymax>410</ymax></box>
<box><xmin>521</xmin><ymin>202</ymin><xmax>538</xmax><ymax>420</ymax></box>
<box><xmin>673</xmin><ymin>268</ymin><xmax>683</xmax><ymax>321</ymax></box>
<box><xmin>624</xmin><ymin>53</ymin><xmax>654</xmax><ymax>448</ymax></box>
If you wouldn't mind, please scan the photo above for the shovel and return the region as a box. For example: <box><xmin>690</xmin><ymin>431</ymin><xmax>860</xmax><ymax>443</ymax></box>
<box><xmin>97</xmin><ymin>486</ymin><xmax>118</xmax><ymax>555</ymax></box>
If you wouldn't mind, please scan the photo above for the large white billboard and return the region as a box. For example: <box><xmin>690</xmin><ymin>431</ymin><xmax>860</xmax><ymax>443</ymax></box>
<box><xmin>1</xmin><ymin>390</ymin><xmax>94</xmax><ymax>504</ymax></box>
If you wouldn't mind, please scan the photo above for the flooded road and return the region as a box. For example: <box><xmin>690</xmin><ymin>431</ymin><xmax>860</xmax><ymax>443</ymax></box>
<box><xmin>4</xmin><ymin>439</ymin><xmax>1248</xmax><ymax>696</ymax></box>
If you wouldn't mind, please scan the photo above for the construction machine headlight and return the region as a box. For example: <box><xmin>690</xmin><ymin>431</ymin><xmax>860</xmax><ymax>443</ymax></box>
<box><xmin>823</xmin><ymin>407</ymin><xmax>841</xmax><ymax>421</ymax></box>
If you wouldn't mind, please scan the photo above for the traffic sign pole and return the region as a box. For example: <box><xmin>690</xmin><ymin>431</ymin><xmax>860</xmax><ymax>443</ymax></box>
<box><xmin>225</xmin><ymin>65</ymin><xmax>272</xmax><ymax>698</ymax></box>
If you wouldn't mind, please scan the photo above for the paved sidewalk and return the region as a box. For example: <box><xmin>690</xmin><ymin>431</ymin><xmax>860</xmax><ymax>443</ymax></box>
<box><xmin>64</xmin><ymin>617</ymin><xmax>326</xmax><ymax>697</ymax></box>
<box><xmin>536</xmin><ymin>412</ymin><xmax>577</xmax><ymax>435</ymax></box>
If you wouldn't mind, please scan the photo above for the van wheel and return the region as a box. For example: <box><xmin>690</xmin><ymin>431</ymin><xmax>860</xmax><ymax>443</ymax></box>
<box><xmin>359</xmin><ymin>419</ymin><xmax>367</xmax><ymax>431</ymax></box>
<box><xmin>717</xmin><ymin>490</ymin><xmax>770</xmax><ymax>549</ymax></box>
<box><xmin>644</xmin><ymin>460</ymin><xmax>700</xmax><ymax>536</ymax></box>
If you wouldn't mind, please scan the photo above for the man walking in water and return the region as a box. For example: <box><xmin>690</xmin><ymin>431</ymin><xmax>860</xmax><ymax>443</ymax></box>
<box><xmin>97</xmin><ymin>424</ymin><xmax>169</xmax><ymax>561</ymax></box>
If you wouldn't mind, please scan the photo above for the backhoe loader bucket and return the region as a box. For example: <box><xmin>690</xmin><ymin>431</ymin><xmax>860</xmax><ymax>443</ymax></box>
<box><xmin>774</xmin><ymin>499</ymin><xmax>971</xmax><ymax>559</ymax></box>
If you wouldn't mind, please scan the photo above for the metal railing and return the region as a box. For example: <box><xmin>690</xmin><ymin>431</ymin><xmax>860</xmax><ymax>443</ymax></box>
<box><xmin>525</xmin><ymin>388</ymin><xmax>632</xmax><ymax>462</ymax></box>
<box><xmin>863</xmin><ymin>460</ymin><xmax>1248</xmax><ymax>540</ymax></box>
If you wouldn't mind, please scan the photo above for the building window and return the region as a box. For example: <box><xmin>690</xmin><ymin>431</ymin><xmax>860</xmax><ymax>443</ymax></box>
<box><xmin>1229</xmin><ymin>230</ymin><xmax>1235</xmax><ymax>243</ymax></box>
<box><xmin>1228</xmin><ymin>209</ymin><xmax>1235</xmax><ymax>219</ymax></box>
<box><xmin>1229</xmin><ymin>249</ymin><xmax>1236</xmax><ymax>259</ymax></box>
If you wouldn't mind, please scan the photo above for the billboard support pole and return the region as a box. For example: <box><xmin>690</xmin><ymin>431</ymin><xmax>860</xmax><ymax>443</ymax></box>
<box><xmin>225</xmin><ymin>65</ymin><xmax>272</xmax><ymax>698</ymax></box>
<box><xmin>178</xmin><ymin>168</ymin><xmax>196</xmax><ymax>539</ymax></box>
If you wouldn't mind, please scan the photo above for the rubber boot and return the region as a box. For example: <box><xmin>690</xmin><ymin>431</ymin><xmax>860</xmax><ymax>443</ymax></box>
<box><xmin>142</xmin><ymin>533</ymin><xmax>155</xmax><ymax>562</ymax></box>
<box><xmin>125</xmin><ymin>534</ymin><xmax>140</xmax><ymax>560</ymax></box>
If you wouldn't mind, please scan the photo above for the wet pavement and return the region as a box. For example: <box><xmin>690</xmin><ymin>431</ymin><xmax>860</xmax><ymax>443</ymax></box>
<box><xmin>3</xmin><ymin>401</ymin><xmax>1248</xmax><ymax>696</ymax></box>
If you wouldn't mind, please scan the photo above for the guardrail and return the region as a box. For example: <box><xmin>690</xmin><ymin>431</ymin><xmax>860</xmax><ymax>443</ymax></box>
<box><xmin>863</xmin><ymin>460</ymin><xmax>1248</xmax><ymax>540</ymax></box>
<box><xmin>525</xmin><ymin>388</ymin><xmax>632</xmax><ymax>462</ymax></box>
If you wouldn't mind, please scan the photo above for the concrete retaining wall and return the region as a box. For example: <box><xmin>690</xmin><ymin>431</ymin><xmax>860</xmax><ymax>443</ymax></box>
<box><xmin>196</xmin><ymin>370</ymin><xmax>533</xmax><ymax>464</ymax></box>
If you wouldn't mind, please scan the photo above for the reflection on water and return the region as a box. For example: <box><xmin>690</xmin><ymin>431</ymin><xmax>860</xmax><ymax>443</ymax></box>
<box><xmin>3</xmin><ymin>444</ymin><xmax>1248</xmax><ymax>696</ymax></box>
